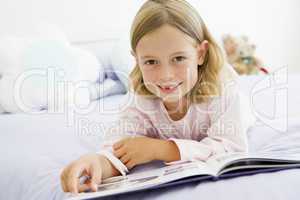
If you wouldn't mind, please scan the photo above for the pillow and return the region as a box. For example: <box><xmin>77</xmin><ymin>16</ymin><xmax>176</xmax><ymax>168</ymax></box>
<box><xmin>0</xmin><ymin>24</ymin><xmax>105</xmax><ymax>113</ymax></box>
<box><xmin>73</xmin><ymin>39</ymin><xmax>119</xmax><ymax>83</ymax></box>
<box><xmin>109</xmin><ymin>36</ymin><xmax>135</xmax><ymax>90</ymax></box>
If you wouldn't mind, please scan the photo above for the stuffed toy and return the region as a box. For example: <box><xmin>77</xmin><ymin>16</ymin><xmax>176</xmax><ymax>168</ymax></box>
<box><xmin>222</xmin><ymin>34</ymin><xmax>268</xmax><ymax>75</ymax></box>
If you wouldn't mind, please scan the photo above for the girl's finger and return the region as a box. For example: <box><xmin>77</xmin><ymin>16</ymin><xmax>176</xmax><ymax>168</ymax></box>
<box><xmin>78</xmin><ymin>183</ymin><xmax>91</xmax><ymax>193</ymax></box>
<box><xmin>125</xmin><ymin>160</ymin><xmax>135</xmax><ymax>170</ymax></box>
<box><xmin>120</xmin><ymin>154</ymin><xmax>130</xmax><ymax>164</ymax></box>
<box><xmin>89</xmin><ymin>163</ymin><xmax>102</xmax><ymax>192</ymax></box>
<box><xmin>67</xmin><ymin>164</ymin><xmax>85</xmax><ymax>194</ymax></box>
<box><xmin>113</xmin><ymin>140</ymin><xmax>124</xmax><ymax>150</ymax></box>
<box><xmin>113</xmin><ymin>147</ymin><xmax>126</xmax><ymax>158</ymax></box>
<box><xmin>61</xmin><ymin>177</ymin><xmax>68</xmax><ymax>192</ymax></box>
<box><xmin>60</xmin><ymin>170</ymin><xmax>68</xmax><ymax>192</ymax></box>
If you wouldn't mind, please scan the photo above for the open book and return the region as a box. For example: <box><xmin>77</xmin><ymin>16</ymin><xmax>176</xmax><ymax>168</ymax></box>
<box><xmin>67</xmin><ymin>150</ymin><xmax>300</xmax><ymax>200</ymax></box>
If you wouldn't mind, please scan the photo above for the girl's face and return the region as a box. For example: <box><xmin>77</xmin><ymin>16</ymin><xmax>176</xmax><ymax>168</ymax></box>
<box><xmin>133</xmin><ymin>24</ymin><xmax>208</xmax><ymax>103</ymax></box>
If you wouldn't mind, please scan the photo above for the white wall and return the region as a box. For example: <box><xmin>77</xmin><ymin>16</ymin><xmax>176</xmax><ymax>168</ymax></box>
<box><xmin>191</xmin><ymin>0</ymin><xmax>300</xmax><ymax>74</ymax></box>
<box><xmin>0</xmin><ymin>0</ymin><xmax>143</xmax><ymax>41</ymax></box>
<box><xmin>0</xmin><ymin>0</ymin><xmax>299</xmax><ymax>73</ymax></box>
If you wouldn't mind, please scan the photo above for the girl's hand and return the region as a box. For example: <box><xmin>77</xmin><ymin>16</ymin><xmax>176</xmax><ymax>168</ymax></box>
<box><xmin>112</xmin><ymin>137</ymin><xmax>158</xmax><ymax>169</ymax></box>
<box><xmin>60</xmin><ymin>154</ymin><xmax>116</xmax><ymax>194</ymax></box>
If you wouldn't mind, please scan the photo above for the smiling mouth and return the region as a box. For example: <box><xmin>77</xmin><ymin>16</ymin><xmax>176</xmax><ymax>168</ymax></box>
<box><xmin>158</xmin><ymin>82</ymin><xmax>183</xmax><ymax>93</ymax></box>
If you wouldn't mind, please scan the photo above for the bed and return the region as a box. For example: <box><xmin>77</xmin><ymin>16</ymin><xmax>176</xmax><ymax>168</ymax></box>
<box><xmin>0</xmin><ymin>39</ymin><xmax>300</xmax><ymax>200</ymax></box>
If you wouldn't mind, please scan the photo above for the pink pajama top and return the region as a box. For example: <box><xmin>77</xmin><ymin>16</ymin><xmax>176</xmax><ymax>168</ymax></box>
<box><xmin>97</xmin><ymin>64</ymin><xmax>255</xmax><ymax>176</ymax></box>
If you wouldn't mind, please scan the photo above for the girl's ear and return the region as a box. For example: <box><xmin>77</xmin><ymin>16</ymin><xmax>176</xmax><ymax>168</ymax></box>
<box><xmin>197</xmin><ymin>40</ymin><xmax>209</xmax><ymax>66</ymax></box>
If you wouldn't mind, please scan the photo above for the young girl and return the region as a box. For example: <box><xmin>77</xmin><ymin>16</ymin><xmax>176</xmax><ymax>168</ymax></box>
<box><xmin>61</xmin><ymin>0</ymin><xmax>254</xmax><ymax>194</ymax></box>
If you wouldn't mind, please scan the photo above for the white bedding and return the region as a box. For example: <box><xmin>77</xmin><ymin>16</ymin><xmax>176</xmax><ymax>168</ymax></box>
<box><xmin>0</xmin><ymin>95</ymin><xmax>128</xmax><ymax>200</ymax></box>
<box><xmin>0</xmin><ymin>75</ymin><xmax>300</xmax><ymax>200</ymax></box>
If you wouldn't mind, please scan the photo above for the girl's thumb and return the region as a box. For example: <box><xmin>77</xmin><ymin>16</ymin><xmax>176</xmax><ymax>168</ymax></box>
<box><xmin>90</xmin><ymin>164</ymin><xmax>102</xmax><ymax>192</ymax></box>
<box><xmin>90</xmin><ymin>182</ymin><xmax>98</xmax><ymax>192</ymax></box>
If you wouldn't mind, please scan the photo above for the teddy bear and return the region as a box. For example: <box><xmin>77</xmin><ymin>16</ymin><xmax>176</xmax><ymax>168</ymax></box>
<box><xmin>222</xmin><ymin>34</ymin><xmax>268</xmax><ymax>75</ymax></box>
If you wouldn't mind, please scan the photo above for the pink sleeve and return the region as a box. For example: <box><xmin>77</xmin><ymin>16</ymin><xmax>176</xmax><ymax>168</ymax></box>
<box><xmin>97</xmin><ymin>106</ymin><xmax>157</xmax><ymax>175</ymax></box>
<box><xmin>164</xmin><ymin>78</ymin><xmax>255</xmax><ymax>165</ymax></box>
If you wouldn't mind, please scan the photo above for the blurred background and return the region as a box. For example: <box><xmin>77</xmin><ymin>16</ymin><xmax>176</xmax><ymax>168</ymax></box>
<box><xmin>0</xmin><ymin>0</ymin><xmax>299</xmax><ymax>73</ymax></box>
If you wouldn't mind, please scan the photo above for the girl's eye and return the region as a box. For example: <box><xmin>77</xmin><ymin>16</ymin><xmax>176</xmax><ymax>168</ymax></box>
<box><xmin>173</xmin><ymin>56</ymin><xmax>186</xmax><ymax>63</ymax></box>
<box><xmin>144</xmin><ymin>60</ymin><xmax>158</xmax><ymax>65</ymax></box>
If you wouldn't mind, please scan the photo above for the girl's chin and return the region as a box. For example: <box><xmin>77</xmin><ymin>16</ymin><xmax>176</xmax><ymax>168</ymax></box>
<box><xmin>160</xmin><ymin>92</ymin><xmax>184</xmax><ymax>101</ymax></box>
<box><xmin>146</xmin><ymin>85</ymin><xmax>186</xmax><ymax>100</ymax></box>
<box><xmin>162</xmin><ymin>97</ymin><xmax>181</xmax><ymax>104</ymax></box>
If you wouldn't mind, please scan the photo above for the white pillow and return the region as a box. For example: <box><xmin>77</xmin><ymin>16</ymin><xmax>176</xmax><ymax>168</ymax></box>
<box><xmin>109</xmin><ymin>37</ymin><xmax>135</xmax><ymax>90</ymax></box>
<box><xmin>0</xmin><ymin>24</ymin><xmax>105</xmax><ymax>113</ymax></box>
<box><xmin>74</xmin><ymin>39</ymin><xmax>119</xmax><ymax>83</ymax></box>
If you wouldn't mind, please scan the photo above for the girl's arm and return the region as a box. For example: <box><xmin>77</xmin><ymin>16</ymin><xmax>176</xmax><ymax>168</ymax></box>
<box><xmin>110</xmin><ymin>136</ymin><xmax>181</xmax><ymax>169</ymax></box>
<box><xmin>153</xmin><ymin>139</ymin><xmax>181</xmax><ymax>162</ymax></box>
<box><xmin>97</xmin><ymin>104</ymin><xmax>159</xmax><ymax>176</ymax></box>
<box><xmin>162</xmin><ymin>80</ymin><xmax>255</xmax><ymax>164</ymax></box>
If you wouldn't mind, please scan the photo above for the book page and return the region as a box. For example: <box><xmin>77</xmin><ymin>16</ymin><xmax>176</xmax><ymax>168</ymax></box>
<box><xmin>204</xmin><ymin>152</ymin><xmax>249</xmax><ymax>174</ymax></box>
<box><xmin>204</xmin><ymin>150</ymin><xmax>300</xmax><ymax>176</ymax></box>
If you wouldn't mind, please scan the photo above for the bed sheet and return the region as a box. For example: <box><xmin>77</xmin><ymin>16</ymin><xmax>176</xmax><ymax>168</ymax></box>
<box><xmin>0</xmin><ymin>74</ymin><xmax>300</xmax><ymax>200</ymax></box>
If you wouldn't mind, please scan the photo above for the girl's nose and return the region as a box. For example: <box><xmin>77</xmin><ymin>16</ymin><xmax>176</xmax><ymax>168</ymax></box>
<box><xmin>160</xmin><ymin>64</ymin><xmax>175</xmax><ymax>80</ymax></box>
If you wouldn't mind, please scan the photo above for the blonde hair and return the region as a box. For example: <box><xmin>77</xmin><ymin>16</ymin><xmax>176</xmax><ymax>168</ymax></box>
<box><xmin>129</xmin><ymin>0</ymin><xmax>225</xmax><ymax>103</ymax></box>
